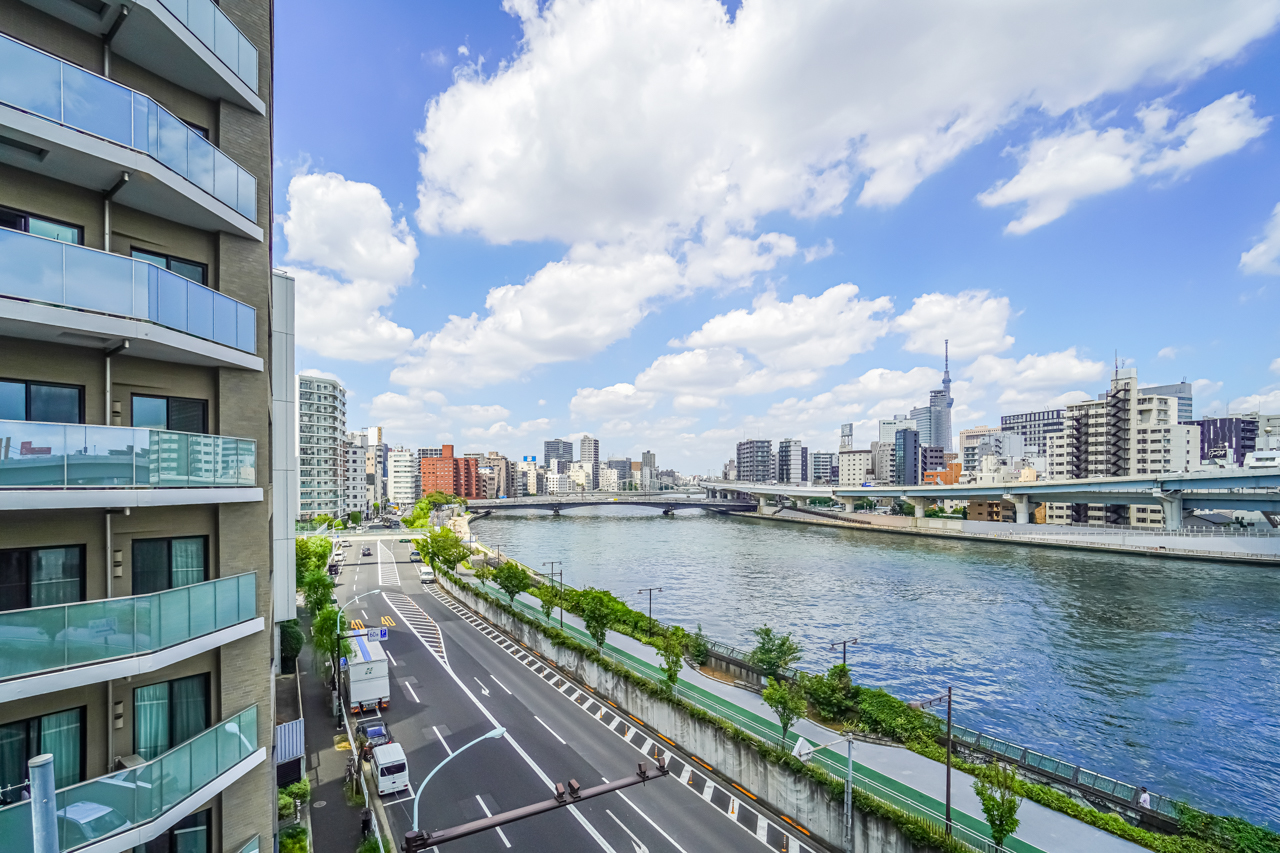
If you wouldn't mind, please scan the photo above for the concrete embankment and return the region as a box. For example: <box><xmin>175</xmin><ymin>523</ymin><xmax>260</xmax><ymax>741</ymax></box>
<box><xmin>725</xmin><ymin>508</ymin><xmax>1280</xmax><ymax>564</ymax></box>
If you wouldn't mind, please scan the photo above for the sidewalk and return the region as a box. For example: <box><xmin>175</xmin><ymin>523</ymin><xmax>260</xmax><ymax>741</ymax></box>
<box><xmin>464</xmin><ymin>575</ymin><xmax>1141</xmax><ymax>853</ymax></box>
<box><xmin>299</xmin><ymin>640</ymin><xmax>365</xmax><ymax>853</ymax></box>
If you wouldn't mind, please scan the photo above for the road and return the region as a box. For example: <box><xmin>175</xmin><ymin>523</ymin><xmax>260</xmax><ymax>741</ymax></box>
<box><xmin>331</xmin><ymin>536</ymin><xmax>817</xmax><ymax>853</ymax></box>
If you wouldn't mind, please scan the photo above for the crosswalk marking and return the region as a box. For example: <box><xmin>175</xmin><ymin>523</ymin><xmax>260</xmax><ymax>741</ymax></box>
<box><xmin>382</xmin><ymin>591</ymin><xmax>447</xmax><ymax>665</ymax></box>
<box><xmin>377</xmin><ymin>541</ymin><xmax>400</xmax><ymax>588</ymax></box>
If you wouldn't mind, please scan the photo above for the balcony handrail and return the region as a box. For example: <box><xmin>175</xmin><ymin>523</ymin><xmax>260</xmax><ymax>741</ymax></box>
<box><xmin>0</xmin><ymin>704</ymin><xmax>259</xmax><ymax>851</ymax></box>
<box><xmin>0</xmin><ymin>572</ymin><xmax>256</xmax><ymax>682</ymax></box>
<box><xmin>0</xmin><ymin>419</ymin><xmax>257</xmax><ymax>489</ymax></box>
<box><xmin>0</xmin><ymin>32</ymin><xmax>257</xmax><ymax>222</ymax></box>
<box><xmin>0</xmin><ymin>226</ymin><xmax>256</xmax><ymax>354</ymax></box>
<box><xmin>155</xmin><ymin>0</ymin><xmax>259</xmax><ymax>92</ymax></box>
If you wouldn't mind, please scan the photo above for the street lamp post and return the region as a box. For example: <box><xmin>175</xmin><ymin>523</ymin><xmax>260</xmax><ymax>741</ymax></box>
<box><xmin>796</xmin><ymin>732</ymin><xmax>856</xmax><ymax>852</ymax></box>
<box><xmin>412</xmin><ymin>726</ymin><xmax>506</xmax><ymax>831</ymax></box>
<box><xmin>910</xmin><ymin>686</ymin><xmax>954</xmax><ymax>835</ymax></box>
<box><xmin>637</xmin><ymin>586</ymin><xmax>662</xmax><ymax>636</ymax></box>
<box><xmin>829</xmin><ymin>637</ymin><xmax>858</xmax><ymax>666</ymax></box>
<box><xmin>541</xmin><ymin>562</ymin><xmax>564</xmax><ymax>629</ymax></box>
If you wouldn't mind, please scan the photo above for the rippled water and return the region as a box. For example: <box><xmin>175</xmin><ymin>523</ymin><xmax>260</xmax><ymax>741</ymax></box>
<box><xmin>472</xmin><ymin>507</ymin><xmax>1280</xmax><ymax>828</ymax></box>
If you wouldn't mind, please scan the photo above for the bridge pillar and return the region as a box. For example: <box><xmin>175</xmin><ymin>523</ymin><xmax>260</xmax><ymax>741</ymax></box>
<box><xmin>757</xmin><ymin>496</ymin><xmax>767</xmax><ymax>513</ymax></box>
<box><xmin>840</xmin><ymin>497</ymin><xmax>857</xmax><ymax>513</ymax></box>
<box><xmin>789</xmin><ymin>495</ymin><xmax>806</xmax><ymax>509</ymax></box>
<box><xmin>1155</xmin><ymin>490</ymin><xmax>1183</xmax><ymax>530</ymax></box>
<box><xmin>1004</xmin><ymin>493</ymin><xmax>1031</xmax><ymax>524</ymax></box>
<box><xmin>904</xmin><ymin>496</ymin><xmax>927</xmax><ymax>518</ymax></box>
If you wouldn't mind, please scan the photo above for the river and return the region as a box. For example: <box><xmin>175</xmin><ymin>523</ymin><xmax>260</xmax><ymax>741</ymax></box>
<box><xmin>470</xmin><ymin>506</ymin><xmax>1280</xmax><ymax>828</ymax></box>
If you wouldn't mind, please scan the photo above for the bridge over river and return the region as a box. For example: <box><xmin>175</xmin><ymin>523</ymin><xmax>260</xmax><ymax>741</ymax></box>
<box><xmin>467</xmin><ymin>491</ymin><xmax>757</xmax><ymax>515</ymax></box>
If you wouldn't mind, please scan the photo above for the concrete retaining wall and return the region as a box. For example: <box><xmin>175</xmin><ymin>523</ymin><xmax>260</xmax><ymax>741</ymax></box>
<box><xmin>439</xmin><ymin>573</ymin><xmax>942</xmax><ymax>853</ymax></box>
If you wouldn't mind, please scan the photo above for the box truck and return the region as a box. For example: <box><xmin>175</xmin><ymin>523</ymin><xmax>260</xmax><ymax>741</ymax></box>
<box><xmin>344</xmin><ymin>636</ymin><xmax>390</xmax><ymax>713</ymax></box>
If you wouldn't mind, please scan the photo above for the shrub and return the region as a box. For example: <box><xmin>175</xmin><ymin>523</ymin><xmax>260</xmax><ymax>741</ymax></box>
<box><xmin>746</xmin><ymin>625</ymin><xmax>803</xmax><ymax>679</ymax></box>
<box><xmin>804</xmin><ymin>663</ymin><xmax>860</xmax><ymax>722</ymax></box>
<box><xmin>280</xmin><ymin>620</ymin><xmax>304</xmax><ymax>674</ymax></box>
<box><xmin>282</xmin><ymin>779</ymin><xmax>311</xmax><ymax>803</ymax></box>
<box><xmin>279</xmin><ymin>825</ymin><xmax>307</xmax><ymax>853</ymax></box>
<box><xmin>973</xmin><ymin>763</ymin><xmax>1022</xmax><ymax>848</ymax></box>
<box><xmin>277</xmin><ymin>792</ymin><xmax>295</xmax><ymax>820</ymax></box>
<box><xmin>687</xmin><ymin>624</ymin><xmax>710</xmax><ymax>665</ymax></box>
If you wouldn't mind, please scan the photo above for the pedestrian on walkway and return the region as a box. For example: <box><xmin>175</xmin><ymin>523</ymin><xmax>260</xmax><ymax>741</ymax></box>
<box><xmin>1139</xmin><ymin>787</ymin><xmax>1151</xmax><ymax>809</ymax></box>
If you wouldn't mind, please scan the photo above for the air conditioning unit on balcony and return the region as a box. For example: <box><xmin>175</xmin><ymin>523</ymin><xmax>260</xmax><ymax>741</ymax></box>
<box><xmin>115</xmin><ymin>754</ymin><xmax>145</xmax><ymax>771</ymax></box>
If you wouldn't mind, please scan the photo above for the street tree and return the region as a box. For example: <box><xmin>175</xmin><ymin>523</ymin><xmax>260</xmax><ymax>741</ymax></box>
<box><xmin>579</xmin><ymin>588</ymin><xmax>620</xmax><ymax>648</ymax></box>
<box><xmin>973</xmin><ymin>763</ymin><xmax>1023</xmax><ymax>847</ymax></box>
<box><xmin>301</xmin><ymin>569</ymin><xmax>334</xmax><ymax>616</ymax></box>
<box><xmin>747</xmin><ymin>625</ymin><xmax>803</xmax><ymax>679</ymax></box>
<box><xmin>652</xmin><ymin>634</ymin><xmax>683</xmax><ymax>687</ymax></box>
<box><xmin>762</xmin><ymin>677</ymin><xmax>807</xmax><ymax>745</ymax></box>
<box><xmin>494</xmin><ymin>560</ymin><xmax>531</xmax><ymax>604</ymax></box>
<box><xmin>310</xmin><ymin>606</ymin><xmax>351</xmax><ymax>668</ymax></box>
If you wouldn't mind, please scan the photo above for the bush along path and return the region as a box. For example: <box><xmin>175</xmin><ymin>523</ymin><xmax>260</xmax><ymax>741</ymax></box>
<box><xmin>424</xmin><ymin>528</ymin><xmax>1277</xmax><ymax>853</ymax></box>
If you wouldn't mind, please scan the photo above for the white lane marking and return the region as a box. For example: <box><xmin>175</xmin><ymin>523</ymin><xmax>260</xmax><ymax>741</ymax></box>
<box><xmin>433</xmin><ymin>726</ymin><xmax>452</xmax><ymax>756</ymax></box>
<box><xmin>491</xmin><ymin>675</ymin><xmax>512</xmax><ymax>695</ymax></box>
<box><xmin>475</xmin><ymin>795</ymin><xmax>512</xmax><ymax>848</ymax></box>
<box><xmin>385</xmin><ymin>650</ymin><xmax>397</xmax><ymax>666</ymax></box>
<box><xmin>362</xmin><ymin>610</ymin><xmax>368</xmax><ymax>619</ymax></box>
<box><xmin>400</xmin><ymin>593</ymin><xmax>617</xmax><ymax>852</ymax></box>
<box><xmin>474</xmin><ymin>677</ymin><xmax>491</xmax><ymax>697</ymax></box>
<box><xmin>405</xmin><ymin>682</ymin><xmax>420</xmax><ymax>703</ymax></box>
<box><xmin>534</xmin><ymin>716</ymin><xmax>567</xmax><ymax>745</ymax></box>
<box><xmin>606</xmin><ymin>809</ymin><xmax>648</xmax><ymax>853</ymax></box>
<box><xmin>616</xmin><ymin>790</ymin><xmax>690</xmax><ymax>853</ymax></box>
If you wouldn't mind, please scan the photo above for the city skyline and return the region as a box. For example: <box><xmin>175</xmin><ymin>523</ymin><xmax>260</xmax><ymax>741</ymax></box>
<box><xmin>278</xmin><ymin>1</ymin><xmax>1280</xmax><ymax>472</ymax></box>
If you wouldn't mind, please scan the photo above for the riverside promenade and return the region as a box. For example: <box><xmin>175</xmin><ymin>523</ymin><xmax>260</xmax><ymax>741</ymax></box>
<box><xmin>444</xmin><ymin>518</ymin><xmax>1144</xmax><ymax>853</ymax></box>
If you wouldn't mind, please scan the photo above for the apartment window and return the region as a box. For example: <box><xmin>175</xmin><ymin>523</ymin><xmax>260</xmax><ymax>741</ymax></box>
<box><xmin>133</xmin><ymin>674</ymin><xmax>209</xmax><ymax>761</ymax></box>
<box><xmin>0</xmin><ymin>379</ymin><xmax>84</xmax><ymax>424</ymax></box>
<box><xmin>0</xmin><ymin>545</ymin><xmax>85</xmax><ymax>612</ymax></box>
<box><xmin>131</xmin><ymin>395</ymin><xmax>208</xmax><ymax>434</ymax></box>
<box><xmin>132</xmin><ymin>536</ymin><xmax>207</xmax><ymax>595</ymax></box>
<box><xmin>131</xmin><ymin>249</ymin><xmax>207</xmax><ymax>287</ymax></box>
<box><xmin>142</xmin><ymin>810</ymin><xmax>210</xmax><ymax>853</ymax></box>
<box><xmin>0</xmin><ymin>206</ymin><xmax>83</xmax><ymax>245</ymax></box>
<box><xmin>0</xmin><ymin>707</ymin><xmax>85</xmax><ymax>802</ymax></box>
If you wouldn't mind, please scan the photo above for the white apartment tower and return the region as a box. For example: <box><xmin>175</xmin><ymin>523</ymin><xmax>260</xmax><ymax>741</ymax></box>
<box><xmin>387</xmin><ymin>447</ymin><xmax>420</xmax><ymax>507</ymax></box>
<box><xmin>296</xmin><ymin>374</ymin><xmax>346</xmax><ymax>520</ymax></box>
<box><xmin>344</xmin><ymin>431</ymin><xmax>370</xmax><ymax>518</ymax></box>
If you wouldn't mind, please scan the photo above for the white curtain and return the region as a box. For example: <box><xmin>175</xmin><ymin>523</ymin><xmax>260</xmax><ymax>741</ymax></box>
<box><xmin>38</xmin><ymin>709</ymin><xmax>81</xmax><ymax>789</ymax></box>
<box><xmin>134</xmin><ymin>684</ymin><xmax>170</xmax><ymax>761</ymax></box>
<box><xmin>170</xmin><ymin>538</ymin><xmax>205</xmax><ymax>588</ymax></box>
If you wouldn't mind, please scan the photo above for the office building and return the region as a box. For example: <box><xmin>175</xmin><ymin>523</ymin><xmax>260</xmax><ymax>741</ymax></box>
<box><xmin>921</xmin><ymin>445</ymin><xmax>946</xmax><ymax>473</ymax></box>
<box><xmin>579</xmin><ymin>434</ymin><xmax>599</xmax><ymax>489</ymax></box>
<box><xmin>365</xmin><ymin>426</ymin><xmax>387</xmax><ymax>509</ymax></box>
<box><xmin>0</xmin><ymin>0</ymin><xmax>280</xmax><ymax>847</ymax></box>
<box><xmin>420</xmin><ymin>445</ymin><xmax>480</xmax><ymax>499</ymax></box>
<box><xmin>968</xmin><ymin>432</ymin><xmax>1026</xmax><ymax>473</ymax></box>
<box><xmin>777</xmin><ymin>439</ymin><xmax>808</xmax><ymax>484</ymax></box>
<box><xmin>296</xmin><ymin>374</ymin><xmax>345</xmax><ymax>520</ymax></box>
<box><xmin>1189</xmin><ymin>417</ymin><xmax>1258</xmax><ymax>467</ymax></box>
<box><xmin>387</xmin><ymin>447</ymin><xmax>420</xmax><ymax>507</ymax></box>
<box><xmin>1140</xmin><ymin>382</ymin><xmax>1194</xmax><ymax>424</ymax></box>
<box><xmin>736</xmin><ymin>439</ymin><xmax>773</xmax><ymax>483</ymax></box>
<box><xmin>811</xmin><ymin>451</ymin><xmax>836</xmax><ymax>484</ymax></box>
<box><xmin>894</xmin><ymin>429</ymin><xmax>922</xmax><ymax>485</ymax></box>
<box><xmin>837</xmin><ymin>448</ymin><xmax>873</xmax><ymax>486</ymax></box>
<box><xmin>959</xmin><ymin>425</ymin><xmax>1002</xmax><ymax>472</ymax></box>
<box><xmin>543</xmin><ymin>438</ymin><xmax>574</xmax><ymax>469</ymax></box>
<box><xmin>1001</xmin><ymin>408</ymin><xmax>1064</xmax><ymax>456</ymax></box>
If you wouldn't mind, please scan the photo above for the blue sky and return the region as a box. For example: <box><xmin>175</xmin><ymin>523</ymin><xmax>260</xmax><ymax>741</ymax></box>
<box><xmin>273</xmin><ymin>0</ymin><xmax>1280</xmax><ymax>473</ymax></box>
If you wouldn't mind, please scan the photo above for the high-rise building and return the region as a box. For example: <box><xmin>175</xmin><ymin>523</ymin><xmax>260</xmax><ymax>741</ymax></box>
<box><xmin>894</xmin><ymin>429</ymin><xmax>922</xmax><ymax>485</ymax></box>
<box><xmin>579</xmin><ymin>434</ymin><xmax>600</xmax><ymax>489</ymax></box>
<box><xmin>420</xmin><ymin>445</ymin><xmax>480</xmax><ymax>498</ymax></box>
<box><xmin>777</xmin><ymin>439</ymin><xmax>808</xmax><ymax>484</ymax></box>
<box><xmin>1001</xmin><ymin>408</ymin><xmax>1065</xmax><ymax>456</ymax></box>
<box><xmin>909</xmin><ymin>343</ymin><xmax>955</xmax><ymax>452</ymax></box>
<box><xmin>296</xmin><ymin>374</ymin><xmax>345</xmax><ymax>520</ymax></box>
<box><xmin>968</xmin><ymin>432</ymin><xmax>1026</xmax><ymax>472</ymax></box>
<box><xmin>0</xmin><ymin>1</ymin><xmax>280</xmax><ymax>846</ymax></box>
<box><xmin>344</xmin><ymin>431</ymin><xmax>370</xmax><ymax>517</ymax></box>
<box><xmin>1139</xmin><ymin>382</ymin><xmax>1194</xmax><ymax>424</ymax></box>
<box><xmin>387</xmin><ymin>447</ymin><xmax>420</xmax><ymax>507</ymax></box>
<box><xmin>365</xmin><ymin>426</ymin><xmax>387</xmax><ymax>508</ymax></box>
<box><xmin>736</xmin><ymin>439</ymin><xmax>773</xmax><ymax>483</ymax></box>
<box><xmin>544</xmin><ymin>438</ymin><xmax>574</xmax><ymax>468</ymax></box>
<box><xmin>642</xmin><ymin>450</ymin><xmax>657</xmax><ymax>470</ymax></box>
<box><xmin>811</xmin><ymin>451</ymin><xmax>836</xmax><ymax>483</ymax></box>
<box><xmin>959</xmin><ymin>425</ymin><xmax>1001</xmax><ymax>472</ymax></box>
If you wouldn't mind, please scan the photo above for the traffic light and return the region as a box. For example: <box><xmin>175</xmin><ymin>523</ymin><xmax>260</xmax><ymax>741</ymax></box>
<box><xmin>401</xmin><ymin>830</ymin><xmax>429</xmax><ymax>853</ymax></box>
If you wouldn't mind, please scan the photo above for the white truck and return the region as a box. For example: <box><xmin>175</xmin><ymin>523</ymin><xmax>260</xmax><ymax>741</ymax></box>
<box><xmin>343</xmin><ymin>636</ymin><xmax>390</xmax><ymax>713</ymax></box>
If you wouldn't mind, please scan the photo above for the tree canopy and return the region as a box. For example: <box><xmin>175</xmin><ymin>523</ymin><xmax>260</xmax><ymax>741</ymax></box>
<box><xmin>494</xmin><ymin>561</ymin><xmax>531</xmax><ymax>603</ymax></box>
<box><xmin>762</xmin><ymin>677</ymin><xmax>807</xmax><ymax>744</ymax></box>
<box><xmin>747</xmin><ymin>625</ymin><xmax>803</xmax><ymax>679</ymax></box>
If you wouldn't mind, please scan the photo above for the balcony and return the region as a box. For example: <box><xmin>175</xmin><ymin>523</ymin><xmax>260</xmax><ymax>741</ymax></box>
<box><xmin>18</xmin><ymin>0</ymin><xmax>262</xmax><ymax>114</ymax></box>
<box><xmin>0</xmin><ymin>420</ymin><xmax>260</xmax><ymax>510</ymax></box>
<box><xmin>0</xmin><ymin>34</ymin><xmax>261</xmax><ymax>239</ymax></box>
<box><xmin>0</xmin><ymin>573</ymin><xmax>259</xmax><ymax>701</ymax></box>
<box><xmin>0</xmin><ymin>705</ymin><xmax>262</xmax><ymax>853</ymax></box>
<box><xmin>0</xmin><ymin>228</ymin><xmax>261</xmax><ymax>369</ymax></box>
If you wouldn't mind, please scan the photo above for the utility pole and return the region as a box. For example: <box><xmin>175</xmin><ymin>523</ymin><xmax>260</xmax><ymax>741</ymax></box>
<box><xmin>542</xmin><ymin>561</ymin><xmax>563</xmax><ymax>628</ymax></box>
<box><xmin>910</xmin><ymin>687</ymin><xmax>954</xmax><ymax>835</ymax></box>
<box><xmin>30</xmin><ymin>754</ymin><xmax>56</xmax><ymax>853</ymax></box>
<box><xmin>637</xmin><ymin>586</ymin><xmax>662</xmax><ymax>636</ymax></box>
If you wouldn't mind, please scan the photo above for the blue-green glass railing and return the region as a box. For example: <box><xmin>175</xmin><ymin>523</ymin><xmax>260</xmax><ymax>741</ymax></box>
<box><xmin>0</xmin><ymin>228</ymin><xmax>256</xmax><ymax>353</ymax></box>
<box><xmin>0</xmin><ymin>573</ymin><xmax>255</xmax><ymax>682</ymax></box>
<box><xmin>0</xmin><ymin>34</ymin><xmax>257</xmax><ymax>222</ymax></box>
<box><xmin>0</xmin><ymin>420</ymin><xmax>256</xmax><ymax>488</ymax></box>
<box><xmin>234</xmin><ymin>836</ymin><xmax>260</xmax><ymax>853</ymax></box>
<box><xmin>0</xmin><ymin>705</ymin><xmax>258</xmax><ymax>852</ymax></box>
<box><xmin>156</xmin><ymin>0</ymin><xmax>259</xmax><ymax>91</ymax></box>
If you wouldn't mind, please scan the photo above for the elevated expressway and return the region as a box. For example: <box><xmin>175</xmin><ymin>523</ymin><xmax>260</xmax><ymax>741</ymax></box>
<box><xmin>705</xmin><ymin>470</ymin><xmax>1280</xmax><ymax>531</ymax></box>
<box><xmin>467</xmin><ymin>491</ymin><xmax>758</xmax><ymax>515</ymax></box>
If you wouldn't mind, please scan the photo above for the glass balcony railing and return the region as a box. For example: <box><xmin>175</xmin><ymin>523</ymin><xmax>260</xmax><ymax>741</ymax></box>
<box><xmin>0</xmin><ymin>573</ymin><xmax>255</xmax><ymax>682</ymax></box>
<box><xmin>0</xmin><ymin>33</ymin><xmax>257</xmax><ymax>222</ymax></box>
<box><xmin>0</xmin><ymin>705</ymin><xmax>258</xmax><ymax>852</ymax></box>
<box><xmin>0</xmin><ymin>420</ymin><xmax>255</xmax><ymax>488</ymax></box>
<box><xmin>0</xmin><ymin>228</ymin><xmax>256</xmax><ymax>354</ymax></box>
<box><xmin>156</xmin><ymin>0</ymin><xmax>259</xmax><ymax>92</ymax></box>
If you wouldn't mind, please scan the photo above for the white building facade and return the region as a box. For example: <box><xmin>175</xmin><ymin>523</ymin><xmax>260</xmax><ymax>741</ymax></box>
<box><xmin>296</xmin><ymin>374</ymin><xmax>346</xmax><ymax>520</ymax></box>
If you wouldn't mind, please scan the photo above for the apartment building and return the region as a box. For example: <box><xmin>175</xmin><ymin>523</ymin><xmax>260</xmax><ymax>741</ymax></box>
<box><xmin>959</xmin><ymin>425</ymin><xmax>1001</xmax><ymax>472</ymax></box>
<box><xmin>420</xmin><ymin>444</ymin><xmax>479</xmax><ymax>499</ymax></box>
<box><xmin>0</xmin><ymin>0</ymin><xmax>279</xmax><ymax>849</ymax></box>
<box><xmin>736</xmin><ymin>439</ymin><xmax>772</xmax><ymax>483</ymax></box>
<box><xmin>543</xmin><ymin>438</ymin><xmax>573</xmax><ymax>470</ymax></box>
<box><xmin>777</xmin><ymin>439</ymin><xmax>808</xmax><ymax>484</ymax></box>
<box><xmin>579</xmin><ymin>434</ymin><xmax>599</xmax><ymax>489</ymax></box>
<box><xmin>810</xmin><ymin>451</ymin><xmax>835</xmax><ymax>484</ymax></box>
<box><xmin>387</xmin><ymin>447</ymin><xmax>419</xmax><ymax>507</ymax></box>
<box><xmin>295</xmin><ymin>374</ymin><xmax>344</xmax><ymax>520</ymax></box>
<box><xmin>1000</xmin><ymin>408</ymin><xmax>1064</xmax><ymax>456</ymax></box>
<box><xmin>837</xmin><ymin>448</ymin><xmax>873</xmax><ymax>486</ymax></box>
<box><xmin>343</xmin><ymin>430</ymin><xmax>369</xmax><ymax>518</ymax></box>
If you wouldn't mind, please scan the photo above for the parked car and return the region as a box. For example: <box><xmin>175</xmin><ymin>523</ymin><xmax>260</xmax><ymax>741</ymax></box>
<box><xmin>409</xmin><ymin>550</ymin><xmax>422</xmax><ymax>562</ymax></box>
<box><xmin>357</xmin><ymin>721</ymin><xmax>393</xmax><ymax>759</ymax></box>
<box><xmin>58</xmin><ymin>802</ymin><xmax>131</xmax><ymax>848</ymax></box>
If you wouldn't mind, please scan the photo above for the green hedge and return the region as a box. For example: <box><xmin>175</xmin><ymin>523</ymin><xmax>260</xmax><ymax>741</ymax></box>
<box><xmin>438</xmin><ymin>568</ymin><xmax>968</xmax><ymax>852</ymax></box>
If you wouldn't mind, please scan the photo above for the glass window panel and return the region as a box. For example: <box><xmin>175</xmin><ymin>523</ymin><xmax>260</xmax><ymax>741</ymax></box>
<box><xmin>0</xmin><ymin>720</ymin><xmax>29</xmax><ymax>804</ymax></box>
<box><xmin>160</xmin><ymin>742</ymin><xmax>192</xmax><ymax>810</ymax></box>
<box><xmin>171</xmin><ymin>674</ymin><xmax>208</xmax><ymax>745</ymax></box>
<box><xmin>26</xmin><ymin>217</ymin><xmax>81</xmax><ymax>245</ymax></box>
<box><xmin>63</xmin><ymin>243</ymin><xmax>133</xmax><ymax>316</ymax></box>
<box><xmin>133</xmin><ymin>91</ymin><xmax>156</xmax><ymax>158</ymax></box>
<box><xmin>236</xmin><ymin>302</ymin><xmax>255</xmax><ymax>353</ymax></box>
<box><xmin>168</xmin><ymin>259</ymin><xmax>205</xmax><ymax>286</ymax></box>
<box><xmin>213</xmin><ymin>577</ymin><xmax>236</xmax><ymax>628</ymax></box>
<box><xmin>156</xmin><ymin>267</ymin><xmax>188</xmax><ymax>332</ymax></box>
<box><xmin>72</xmin><ymin>425</ymin><xmax>138</xmax><ymax>486</ymax></box>
<box><xmin>214</xmin><ymin>12</ymin><xmax>238</xmax><ymax>73</ymax></box>
<box><xmin>61</xmin><ymin>63</ymin><xmax>133</xmax><ymax>145</ymax></box>
<box><xmin>212</xmin><ymin>150</ymin><xmax>238</xmax><ymax>210</ymax></box>
<box><xmin>29</xmin><ymin>383</ymin><xmax>81</xmax><ymax>424</ymax></box>
<box><xmin>0</xmin><ymin>228</ymin><xmax>65</xmax><ymax>304</ymax></box>
<box><xmin>31</xmin><ymin>547</ymin><xmax>82</xmax><ymax>607</ymax></box>
<box><xmin>238</xmin><ymin>573</ymin><xmax>254</xmax><ymax>621</ymax></box>
<box><xmin>237</xmin><ymin>157</ymin><xmax>256</xmax><ymax>221</ymax></box>
<box><xmin>132</xmin><ymin>427</ymin><xmax>152</xmax><ymax>486</ymax></box>
<box><xmin>238</xmin><ymin>37</ymin><xmax>258</xmax><ymax>91</ymax></box>
<box><xmin>188</xmin><ymin>577</ymin><xmax>215</xmax><ymax>636</ymax></box>
<box><xmin>173</xmin><ymin>810</ymin><xmax>210</xmax><ymax>853</ymax></box>
<box><xmin>157</xmin><ymin>585</ymin><xmax>189</xmax><ymax>648</ymax></box>
<box><xmin>133</xmin><ymin>683</ymin><xmax>170</xmax><ymax>761</ymax></box>
<box><xmin>170</xmin><ymin>538</ymin><xmax>205</xmax><ymax>588</ymax></box>
<box><xmin>211</xmin><ymin>293</ymin><xmax>237</xmax><ymax>348</ymax></box>
<box><xmin>39</xmin><ymin>708</ymin><xmax>82</xmax><ymax>789</ymax></box>
<box><xmin>0</xmin><ymin>421</ymin><xmax>66</xmax><ymax>487</ymax></box>
<box><xmin>187</xmin><ymin>279</ymin><xmax>213</xmax><ymax>340</ymax></box>
<box><xmin>161</xmin><ymin>0</ymin><xmax>189</xmax><ymax>26</ymax></box>
<box><xmin>133</xmin><ymin>396</ymin><xmax>168</xmax><ymax>430</ymax></box>
<box><xmin>187</xmin><ymin>0</ymin><xmax>216</xmax><ymax>49</ymax></box>
<box><xmin>156</xmin><ymin>107</ymin><xmax>190</xmax><ymax>179</ymax></box>
<box><xmin>132</xmin><ymin>539</ymin><xmax>170</xmax><ymax>595</ymax></box>
<box><xmin>132</xmin><ymin>250</ymin><xmax>167</xmax><ymax>268</ymax></box>
<box><xmin>65</xmin><ymin>597</ymin><xmax>137</xmax><ymax>667</ymax></box>
<box><xmin>187</xmin><ymin>134</ymin><xmax>214</xmax><ymax>195</ymax></box>
<box><xmin>0</xmin><ymin>381</ymin><xmax>25</xmax><ymax>421</ymax></box>
<box><xmin>168</xmin><ymin>398</ymin><xmax>206</xmax><ymax>434</ymax></box>
<box><xmin>0</xmin><ymin>550</ymin><xmax>28</xmax><ymax>611</ymax></box>
<box><xmin>0</xmin><ymin>35</ymin><xmax>62</xmax><ymax>121</ymax></box>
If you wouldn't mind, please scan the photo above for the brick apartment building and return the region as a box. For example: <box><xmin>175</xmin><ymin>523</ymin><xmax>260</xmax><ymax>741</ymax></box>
<box><xmin>419</xmin><ymin>444</ymin><xmax>480</xmax><ymax>498</ymax></box>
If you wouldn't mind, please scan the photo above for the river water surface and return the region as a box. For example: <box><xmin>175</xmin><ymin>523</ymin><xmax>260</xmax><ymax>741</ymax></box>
<box><xmin>471</xmin><ymin>507</ymin><xmax>1280</xmax><ymax>828</ymax></box>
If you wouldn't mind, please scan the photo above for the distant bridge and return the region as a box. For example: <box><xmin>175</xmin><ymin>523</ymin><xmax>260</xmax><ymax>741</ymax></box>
<box><xmin>467</xmin><ymin>492</ymin><xmax>757</xmax><ymax>516</ymax></box>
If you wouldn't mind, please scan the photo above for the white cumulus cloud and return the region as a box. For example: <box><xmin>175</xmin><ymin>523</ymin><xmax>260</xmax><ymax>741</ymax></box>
<box><xmin>966</xmin><ymin>348</ymin><xmax>1107</xmax><ymax>408</ymax></box>
<box><xmin>1240</xmin><ymin>202</ymin><xmax>1280</xmax><ymax>275</ymax></box>
<box><xmin>892</xmin><ymin>291</ymin><xmax>1015</xmax><ymax>358</ymax></box>
<box><xmin>1158</xmin><ymin>347</ymin><xmax>1178</xmax><ymax>359</ymax></box>
<box><xmin>462</xmin><ymin>418</ymin><xmax>553</xmax><ymax>440</ymax></box>
<box><xmin>570</xmin><ymin>384</ymin><xmax>660</xmax><ymax>420</ymax></box>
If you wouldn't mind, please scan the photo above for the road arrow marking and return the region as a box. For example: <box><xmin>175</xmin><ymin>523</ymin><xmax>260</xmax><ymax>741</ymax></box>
<box><xmin>473</xmin><ymin>677</ymin><xmax>490</xmax><ymax>697</ymax></box>
<box><xmin>606</xmin><ymin>809</ymin><xmax>648</xmax><ymax>853</ymax></box>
